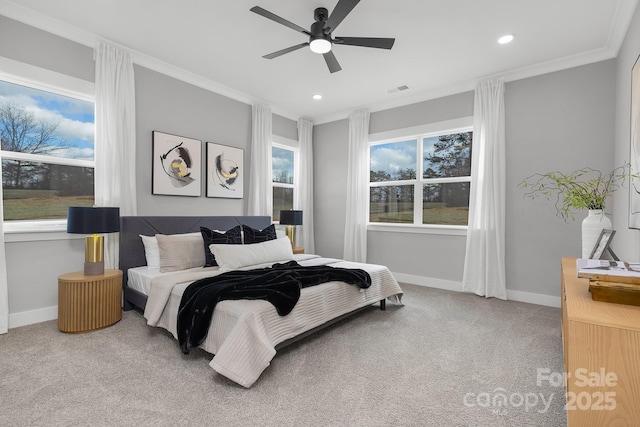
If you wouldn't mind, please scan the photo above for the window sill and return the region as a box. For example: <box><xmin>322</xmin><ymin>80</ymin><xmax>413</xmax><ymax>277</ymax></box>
<box><xmin>3</xmin><ymin>220</ymin><xmax>83</xmax><ymax>242</ymax></box>
<box><xmin>367</xmin><ymin>223</ymin><xmax>467</xmax><ymax>236</ymax></box>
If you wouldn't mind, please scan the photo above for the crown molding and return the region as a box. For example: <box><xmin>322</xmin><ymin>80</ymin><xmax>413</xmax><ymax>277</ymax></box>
<box><xmin>3</xmin><ymin>0</ymin><xmax>637</xmax><ymax>126</ymax></box>
<box><xmin>313</xmin><ymin>45</ymin><xmax>620</xmax><ymax>125</ymax></box>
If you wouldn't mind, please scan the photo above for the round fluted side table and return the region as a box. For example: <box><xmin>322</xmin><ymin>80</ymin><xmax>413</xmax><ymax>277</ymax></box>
<box><xmin>58</xmin><ymin>269</ymin><xmax>122</xmax><ymax>333</ymax></box>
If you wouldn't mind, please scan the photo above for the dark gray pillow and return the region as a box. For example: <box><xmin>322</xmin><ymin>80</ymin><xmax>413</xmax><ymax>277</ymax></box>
<box><xmin>242</xmin><ymin>224</ymin><xmax>277</xmax><ymax>244</ymax></box>
<box><xmin>200</xmin><ymin>225</ymin><xmax>242</xmax><ymax>267</ymax></box>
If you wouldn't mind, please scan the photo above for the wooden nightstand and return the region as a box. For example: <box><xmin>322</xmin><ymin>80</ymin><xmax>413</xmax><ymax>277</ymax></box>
<box><xmin>293</xmin><ymin>246</ymin><xmax>304</xmax><ymax>254</ymax></box>
<box><xmin>58</xmin><ymin>269</ymin><xmax>123</xmax><ymax>333</ymax></box>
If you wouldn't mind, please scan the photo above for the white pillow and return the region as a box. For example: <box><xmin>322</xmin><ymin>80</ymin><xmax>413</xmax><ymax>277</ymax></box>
<box><xmin>139</xmin><ymin>235</ymin><xmax>160</xmax><ymax>269</ymax></box>
<box><xmin>155</xmin><ymin>232</ymin><xmax>205</xmax><ymax>272</ymax></box>
<box><xmin>210</xmin><ymin>235</ymin><xmax>293</xmax><ymax>271</ymax></box>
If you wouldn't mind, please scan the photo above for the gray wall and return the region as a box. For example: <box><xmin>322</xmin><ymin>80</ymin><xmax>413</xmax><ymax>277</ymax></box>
<box><xmin>134</xmin><ymin>66</ymin><xmax>252</xmax><ymax>215</ymax></box>
<box><xmin>506</xmin><ymin>60</ymin><xmax>616</xmax><ymax>297</ymax></box>
<box><xmin>0</xmin><ymin>15</ymin><xmax>94</xmax><ymax>82</ymax></box>
<box><xmin>612</xmin><ymin>4</ymin><xmax>640</xmax><ymax>261</ymax></box>
<box><xmin>314</xmin><ymin>60</ymin><xmax>617</xmax><ymax>299</ymax></box>
<box><xmin>135</xmin><ymin>66</ymin><xmax>297</xmax><ymax>216</ymax></box>
<box><xmin>313</xmin><ymin>118</ymin><xmax>349</xmax><ymax>258</ymax></box>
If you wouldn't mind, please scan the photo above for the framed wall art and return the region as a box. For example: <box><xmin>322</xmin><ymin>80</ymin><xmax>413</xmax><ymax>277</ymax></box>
<box><xmin>206</xmin><ymin>142</ymin><xmax>244</xmax><ymax>198</ymax></box>
<box><xmin>152</xmin><ymin>131</ymin><xmax>201</xmax><ymax>197</ymax></box>
<box><xmin>629</xmin><ymin>55</ymin><xmax>640</xmax><ymax>228</ymax></box>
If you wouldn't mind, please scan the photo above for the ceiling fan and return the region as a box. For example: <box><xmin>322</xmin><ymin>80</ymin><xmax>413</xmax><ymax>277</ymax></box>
<box><xmin>250</xmin><ymin>0</ymin><xmax>395</xmax><ymax>73</ymax></box>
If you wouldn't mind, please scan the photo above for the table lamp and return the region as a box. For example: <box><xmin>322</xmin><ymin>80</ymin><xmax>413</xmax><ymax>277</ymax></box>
<box><xmin>279</xmin><ymin>210</ymin><xmax>303</xmax><ymax>247</ymax></box>
<box><xmin>67</xmin><ymin>206</ymin><xmax>120</xmax><ymax>276</ymax></box>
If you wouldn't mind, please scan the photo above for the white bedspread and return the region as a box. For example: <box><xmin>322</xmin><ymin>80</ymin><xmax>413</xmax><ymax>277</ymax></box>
<box><xmin>142</xmin><ymin>255</ymin><xmax>403</xmax><ymax>387</ymax></box>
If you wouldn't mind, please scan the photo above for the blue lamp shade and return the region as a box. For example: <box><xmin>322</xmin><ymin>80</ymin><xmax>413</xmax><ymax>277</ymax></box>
<box><xmin>279</xmin><ymin>210</ymin><xmax>303</xmax><ymax>226</ymax></box>
<box><xmin>67</xmin><ymin>206</ymin><xmax>120</xmax><ymax>234</ymax></box>
<box><xmin>67</xmin><ymin>206</ymin><xmax>120</xmax><ymax>276</ymax></box>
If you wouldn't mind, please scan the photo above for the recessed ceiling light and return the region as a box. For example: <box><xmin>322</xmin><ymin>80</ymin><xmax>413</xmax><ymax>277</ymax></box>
<box><xmin>313</xmin><ymin>94</ymin><xmax>322</xmax><ymax>100</ymax></box>
<box><xmin>498</xmin><ymin>34</ymin><xmax>514</xmax><ymax>45</ymax></box>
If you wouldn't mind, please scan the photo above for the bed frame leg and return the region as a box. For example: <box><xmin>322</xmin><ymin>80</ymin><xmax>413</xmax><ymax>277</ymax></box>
<box><xmin>380</xmin><ymin>299</ymin><xmax>386</xmax><ymax>310</ymax></box>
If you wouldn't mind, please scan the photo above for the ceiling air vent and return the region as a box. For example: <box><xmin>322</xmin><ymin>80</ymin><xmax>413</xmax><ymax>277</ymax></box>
<box><xmin>387</xmin><ymin>85</ymin><xmax>410</xmax><ymax>94</ymax></box>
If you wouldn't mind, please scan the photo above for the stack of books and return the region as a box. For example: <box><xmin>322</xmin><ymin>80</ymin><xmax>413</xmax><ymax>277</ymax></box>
<box><xmin>577</xmin><ymin>259</ymin><xmax>640</xmax><ymax>306</ymax></box>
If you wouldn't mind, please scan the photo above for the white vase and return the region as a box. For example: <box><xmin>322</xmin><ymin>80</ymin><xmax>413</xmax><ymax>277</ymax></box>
<box><xmin>581</xmin><ymin>209</ymin><xmax>612</xmax><ymax>258</ymax></box>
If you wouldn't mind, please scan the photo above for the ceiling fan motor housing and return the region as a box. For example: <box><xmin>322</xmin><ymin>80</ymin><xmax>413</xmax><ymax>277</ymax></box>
<box><xmin>310</xmin><ymin>21</ymin><xmax>326</xmax><ymax>37</ymax></box>
<box><xmin>314</xmin><ymin>7</ymin><xmax>329</xmax><ymax>23</ymax></box>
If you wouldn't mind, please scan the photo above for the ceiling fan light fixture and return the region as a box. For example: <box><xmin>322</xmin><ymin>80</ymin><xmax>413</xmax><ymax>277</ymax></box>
<box><xmin>310</xmin><ymin>37</ymin><xmax>332</xmax><ymax>54</ymax></box>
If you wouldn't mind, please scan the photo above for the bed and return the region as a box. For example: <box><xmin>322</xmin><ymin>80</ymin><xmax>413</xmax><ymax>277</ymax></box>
<box><xmin>119</xmin><ymin>215</ymin><xmax>403</xmax><ymax>387</ymax></box>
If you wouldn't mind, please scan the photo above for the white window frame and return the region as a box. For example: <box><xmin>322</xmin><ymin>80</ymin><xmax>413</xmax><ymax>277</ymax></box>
<box><xmin>272</xmin><ymin>135</ymin><xmax>299</xmax><ymax>223</ymax></box>
<box><xmin>367</xmin><ymin>117</ymin><xmax>474</xmax><ymax>236</ymax></box>
<box><xmin>0</xmin><ymin>56</ymin><xmax>95</xmax><ymax>240</ymax></box>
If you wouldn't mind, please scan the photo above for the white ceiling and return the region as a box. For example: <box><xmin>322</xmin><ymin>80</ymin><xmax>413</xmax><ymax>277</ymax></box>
<box><xmin>2</xmin><ymin>0</ymin><xmax>638</xmax><ymax>123</ymax></box>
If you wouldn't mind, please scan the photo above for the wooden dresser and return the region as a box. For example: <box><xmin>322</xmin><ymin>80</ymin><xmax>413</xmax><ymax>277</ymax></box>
<box><xmin>561</xmin><ymin>257</ymin><xmax>640</xmax><ymax>426</ymax></box>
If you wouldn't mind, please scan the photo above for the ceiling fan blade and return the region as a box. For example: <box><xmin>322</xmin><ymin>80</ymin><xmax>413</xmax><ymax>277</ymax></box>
<box><xmin>250</xmin><ymin>6</ymin><xmax>311</xmax><ymax>36</ymax></box>
<box><xmin>263</xmin><ymin>43</ymin><xmax>309</xmax><ymax>59</ymax></box>
<box><xmin>323</xmin><ymin>51</ymin><xmax>342</xmax><ymax>73</ymax></box>
<box><xmin>334</xmin><ymin>37</ymin><xmax>395</xmax><ymax>49</ymax></box>
<box><xmin>326</xmin><ymin>0</ymin><xmax>361</xmax><ymax>33</ymax></box>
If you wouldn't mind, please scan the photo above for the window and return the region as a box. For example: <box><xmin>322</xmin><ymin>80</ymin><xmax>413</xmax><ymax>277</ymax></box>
<box><xmin>0</xmin><ymin>73</ymin><xmax>95</xmax><ymax>223</ymax></box>
<box><xmin>272</xmin><ymin>143</ymin><xmax>296</xmax><ymax>221</ymax></box>
<box><xmin>369</xmin><ymin>128</ymin><xmax>472</xmax><ymax>226</ymax></box>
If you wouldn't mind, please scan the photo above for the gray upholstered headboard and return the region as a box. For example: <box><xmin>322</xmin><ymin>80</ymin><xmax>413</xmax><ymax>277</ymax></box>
<box><xmin>119</xmin><ymin>215</ymin><xmax>271</xmax><ymax>310</ymax></box>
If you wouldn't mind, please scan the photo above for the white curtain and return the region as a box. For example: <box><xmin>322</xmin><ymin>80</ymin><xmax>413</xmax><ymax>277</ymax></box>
<box><xmin>94</xmin><ymin>41</ymin><xmax>138</xmax><ymax>269</ymax></box>
<box><xmin>462</xmin><ymin>78</ymin><xmax>507</xmax><ymax>300</ymax></box>
<box><xmin>296</xmin><ymin>118</ymin><xmax>315</xmax><ymax>253</ymax></box>
<box><xmin>0</xmin><ymin>159</ymin><xmax>8</xmax><ymax>334</ymax></box>
<box><xmin>343</xmin><ymin>109</ymin><xmax>370</xmax><ymax>262</ymax></box>
<box><xmin>248</xmin><ymin>104</ymin><xmax>273</xmax><ymax>217</ymax></box>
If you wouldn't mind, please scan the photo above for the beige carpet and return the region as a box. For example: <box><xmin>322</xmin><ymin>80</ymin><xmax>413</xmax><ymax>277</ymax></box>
<box><xmin>0</xmin><ymin>284</ymin><xmax>566</xmax><ymax>426</ymax></box>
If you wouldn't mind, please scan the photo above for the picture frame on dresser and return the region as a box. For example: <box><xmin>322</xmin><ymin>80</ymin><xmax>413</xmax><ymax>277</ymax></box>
<box><xmin>589</xmin><ymin>228</ymin><xmax>616</xmax><ymax>260</ymax></box>
<box><xmin>206</xmin><ymin>142</ymin><xmax>244</xmax><ymax>198</ymax></box>
<box><xmin>152</xmin><ymin>131</ymin><xmax>202</xmax><ymax>197</ymax></box>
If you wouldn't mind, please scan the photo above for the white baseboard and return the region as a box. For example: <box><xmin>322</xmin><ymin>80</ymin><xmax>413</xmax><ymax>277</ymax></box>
<box><xmin>393</xmin><ymin>272</ymin><xmax>561</xmax><ymax>308</ymax></box>
<box><xmin>9</xmin><ymin>306</ymin><xmax>57</xmax><ymax>329</ymax></box>
<box><xmin>506</xmin><ymin>289</ymin><xmax>561</xmax><ymax>308</ymax></box>
<box><xmin>393</xmin><ymin>272</ymin><xmax>463</xmax><ymax>293</ymax></box>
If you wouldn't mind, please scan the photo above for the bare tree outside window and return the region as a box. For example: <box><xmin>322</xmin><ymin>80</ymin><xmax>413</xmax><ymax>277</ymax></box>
<box><xmin>0</xmin><ymin>80</ymin><xmax>95</xmax><ymax>221</ymax></box>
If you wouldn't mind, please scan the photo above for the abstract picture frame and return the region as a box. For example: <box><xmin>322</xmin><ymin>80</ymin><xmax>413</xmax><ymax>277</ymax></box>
<box><xmin>206</xmin><ymin>142</ymin><xmax>244</xmax><ymax>198</ymax></box>
<box><xmin>629</xmin><ymin>55</ymin><xmax>640</xmax><ymax>228</ymax></box>
<box><xmin>152</xmin><ymin>131</ymin><xmax>202</xmax><ymax>197</ymax></box>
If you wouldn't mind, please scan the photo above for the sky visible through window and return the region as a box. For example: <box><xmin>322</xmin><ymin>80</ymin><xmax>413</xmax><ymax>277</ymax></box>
<box><xmin>0</xmin><ymin>80</ymin><xmax>94</xmax><ymax>160</ymax></box>
<box><xmin>272</xmin><ymin>146</ymin><xmax>293</xmax><ymax>184</ymax></box>
<box><xmin>370</xmin><ymin>139</ymin><xmax>416</xmax><ymax>180</ymax></box>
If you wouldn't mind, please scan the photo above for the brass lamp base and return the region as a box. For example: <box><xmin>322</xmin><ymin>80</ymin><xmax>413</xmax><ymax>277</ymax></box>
<box><xmin>84</xmin><ymin>235</ymin><xmax>105</xmax><ymax>276</ymax></box>
<box><xmin>285</xmin><ymin>225</ymin><xmax>295</xmax><ymax>247</ymax></box>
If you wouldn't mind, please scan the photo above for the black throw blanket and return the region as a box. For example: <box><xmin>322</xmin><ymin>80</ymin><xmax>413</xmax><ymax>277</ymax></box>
<box><xmin>177</xmin><ymin>260</ymin><xmax>371</xmax><ymax>354</ymax></box>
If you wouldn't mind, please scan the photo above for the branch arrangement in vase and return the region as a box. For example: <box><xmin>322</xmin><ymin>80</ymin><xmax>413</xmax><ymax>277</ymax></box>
<box><xmin>519</xmin><ymin>164</ymin><xmax>637</xmax><ymax>221</ymax></box>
